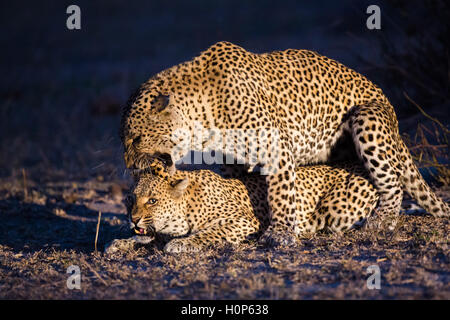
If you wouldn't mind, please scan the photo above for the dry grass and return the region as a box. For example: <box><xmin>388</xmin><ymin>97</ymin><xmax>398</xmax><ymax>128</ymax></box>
<box><xmin>402</xmin><ymin>94</ymin><xmax>450</xmax><ymax>186</ymax></box>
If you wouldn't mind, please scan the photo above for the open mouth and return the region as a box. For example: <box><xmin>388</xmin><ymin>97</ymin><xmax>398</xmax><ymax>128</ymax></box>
<box><xmin>128</xmin><ymin>153</ymin><xmax>175</xmax><ymax>174</ymax></box>
<box><xmin>133</xmin><ymin>225</ymin><xmax>156</xmax><ymax>237</ymax></box>
<box><xmin>149</xmin><ymin>153</ymin><xmax>175</xmax><ymax>175</ymax></box>
<box><xmin>156</xmin><ymin>153</ymin><xmax>173</xmax><ymax>168</ymax></box>
<box><xmin>134</xmin><ymin>227</ymin><xmax>148</xmax><ymax>235</ymax></box>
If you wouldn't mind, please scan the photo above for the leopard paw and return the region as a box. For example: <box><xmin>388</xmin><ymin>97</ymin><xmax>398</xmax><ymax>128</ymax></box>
<box><xmin>259</xmin><ymin>227</ymin><xmax>298</xmax><ymax>247</ymax></box>
<box><xmin>164</xmin><ymin>238</ymin><xmax>202</xmax><ymax>253</ymax></box>
<box><xmin>104</xmin><ymin>238</ymin><xmax>137</xmax><ymax>256</ymax></box>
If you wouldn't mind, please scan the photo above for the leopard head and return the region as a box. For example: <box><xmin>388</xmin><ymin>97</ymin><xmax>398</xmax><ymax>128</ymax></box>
<box><xmin>123</xmin><ymin>90</ymin><xmax>188</xmax><ymax>169</ymax></box>
<box><xmin>126</xmin><ymin>165</ymin><xmax>190</xmax><ymax>238</ymax></box>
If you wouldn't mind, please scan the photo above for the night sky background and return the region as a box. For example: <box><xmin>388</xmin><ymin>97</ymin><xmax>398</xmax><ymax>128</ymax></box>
<box><xmin>0</xmin><ymin>0</ymin><xmax>448</xmax><ymax>181</ymax></box>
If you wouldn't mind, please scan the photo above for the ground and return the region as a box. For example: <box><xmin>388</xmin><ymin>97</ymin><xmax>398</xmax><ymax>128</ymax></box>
<box><xmin>0</xmin><ymin>176</ymin><xmax>448</xmax><ymax>299</ymax></box>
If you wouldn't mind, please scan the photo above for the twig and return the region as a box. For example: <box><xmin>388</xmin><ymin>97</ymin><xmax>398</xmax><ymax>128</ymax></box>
<box><xmin>403</xmin><ymin>92</ymin><xmax>450</xmax><ymax>134</ymax></box>
<box><xmin>409</xmin><ymin>144</ymin><xmax>447</xmax><ymax>150</ymax></box>
<box><xmin>80</xmin><ymin>257</ymin><xmax>108</xmax><ymax>286</ymax></box>
<box><xmin>94</xmin><ymin>211</ymin><xmax>102</xmax><ymax>253</ymax></box>
<box><xmin>410</xmin><ymin>159</ymin><xmax>448</xmax><ymax>168</ymax></box>
<box><xmin>22</xmin><ymin>168</ymin><xmax>28</xmax><ymax>200</ymax></box>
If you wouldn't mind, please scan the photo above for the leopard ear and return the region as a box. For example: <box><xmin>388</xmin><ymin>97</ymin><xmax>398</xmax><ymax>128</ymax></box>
<box><xmin>151</xmin><ymin>94</ymin><xmax>170</xmax><ymax>112</ymax></box>
<box><xmin>170</xmin><ymin>178</ymin><xmax>189</xmax><ymax>198</ymax></box>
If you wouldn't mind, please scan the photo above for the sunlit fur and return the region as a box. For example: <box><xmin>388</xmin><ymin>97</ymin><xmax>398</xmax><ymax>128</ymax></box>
<box><xmin>121</xmin><ymin>42</ymin><xmax>449</xmax><ymax>246</ymax></box>
<box><xmin>128</xmin><ymin>162</ymin><xmax>380</xmax><ymax>253</ymax></box>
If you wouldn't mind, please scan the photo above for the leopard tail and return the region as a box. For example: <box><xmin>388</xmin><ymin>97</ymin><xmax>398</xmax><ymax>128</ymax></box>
<box><xmin>399</xmin><ymin>139</ymin><xmax>449</xmax><ymax>217</ymax></box>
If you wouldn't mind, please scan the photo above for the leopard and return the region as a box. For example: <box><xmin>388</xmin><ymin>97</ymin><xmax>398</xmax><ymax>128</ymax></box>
<box><xmin>120</xmin><ymin>41</ymin><xmax>449</xmax><ymax>246</ymax></box>
<box><xmin>109</xmin><ymin>161</ymin><xmax>379</xmax><ymax>253</ymax></box>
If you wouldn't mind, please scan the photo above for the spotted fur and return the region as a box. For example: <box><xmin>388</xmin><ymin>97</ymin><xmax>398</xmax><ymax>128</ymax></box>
<box><xmin>126</xmin><ymin>162</ymin><xmax>378</xmax><ymax>253</ymax></box>
<box><xmin>121</xmin><ymin>42</ymin><xmax>449</xmax><ymax>245</ymax></box>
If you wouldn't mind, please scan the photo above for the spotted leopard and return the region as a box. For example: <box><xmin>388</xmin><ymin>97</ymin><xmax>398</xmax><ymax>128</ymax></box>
<box><xmin>120</xmin><ymin>41</ymin><xmax>449</xmax><ymax>246</ymax></box>
<box><xmin>117</xmin><ymin>162</ymin><xmax>378</xmax><ymax>253</ymax></box>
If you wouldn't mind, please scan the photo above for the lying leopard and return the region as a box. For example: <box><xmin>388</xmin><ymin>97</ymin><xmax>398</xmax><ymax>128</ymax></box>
<box><xmin>120</xmin><ymin>41</ymin><xmax>449</xmax><ymax>246</ymax></box>
<box><xmin>106</xmin><ymin>162</ymin><xmax>379</xmax><ymax>253</ymax></box>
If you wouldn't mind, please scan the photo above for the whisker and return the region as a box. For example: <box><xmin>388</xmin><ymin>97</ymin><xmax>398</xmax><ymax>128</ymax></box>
<box><xmin>91</xmin><ymin>162</ymin><xmax>105</xmax><ymax>170</ymax></box>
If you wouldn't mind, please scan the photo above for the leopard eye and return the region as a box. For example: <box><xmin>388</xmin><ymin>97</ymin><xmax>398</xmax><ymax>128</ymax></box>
<box><xmin>146</xmin><ymin>198</ymin><xmax>157</xmax><ymax>205</ymax></box>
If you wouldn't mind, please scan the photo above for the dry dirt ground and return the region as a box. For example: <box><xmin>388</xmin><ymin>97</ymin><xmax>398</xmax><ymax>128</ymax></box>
<box><xmin>0</xmin><ymin>175</ymin><xmax>448</xmax><ymax>299</ymax></box>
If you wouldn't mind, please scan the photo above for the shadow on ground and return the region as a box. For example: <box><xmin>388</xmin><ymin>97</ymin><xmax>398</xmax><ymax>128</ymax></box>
<box><xmin>0</xmin><ymin>198</ymin><xmax>124</xmax><ymax>254</ymax></box>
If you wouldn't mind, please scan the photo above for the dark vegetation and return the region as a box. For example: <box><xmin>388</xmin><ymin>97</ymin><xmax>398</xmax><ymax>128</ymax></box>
<box><xmin>360</xmin><ymin>0</ymin><xmax>450</xmax><ymax>187</ymax></box>
<box><xmin>0</xmin><ymin>0</ymin><xmax>448</xmax><ymax>299</ymax></box>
